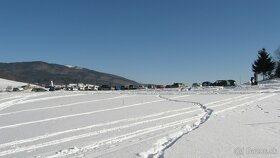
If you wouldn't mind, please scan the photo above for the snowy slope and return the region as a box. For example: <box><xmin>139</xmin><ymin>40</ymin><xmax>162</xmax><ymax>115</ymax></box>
<box><xmin>0</xmin><ymin>80</ymin><xmax>279</xmax><ymax>158</ymax></box>
<box><xmin>0</xmin><ymin>78</ymin><xmax>27</xmax><ymax>90</ymax></box>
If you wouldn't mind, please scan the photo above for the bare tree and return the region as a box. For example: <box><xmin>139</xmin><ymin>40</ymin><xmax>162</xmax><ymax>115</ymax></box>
<box><xmin>275</xmin><ymin>46</ymin><xmax>280</xmax><ymax>78</ymax></box>
<box><xmin>275</xmin><ymin>46</ymin><xmax>280</xmax><ymax>61</ymax></box>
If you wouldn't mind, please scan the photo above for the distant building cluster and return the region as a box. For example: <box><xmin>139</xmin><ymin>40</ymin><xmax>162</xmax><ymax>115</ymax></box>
<box><xmin>35</xmin><ymin>82</ymin><xmax>188</xmax><ymax>92</ymax></box>
<box><xmin>2</xmin><ymin>79</ymin><xmax>238</xmax><ymax>93</ymax></box>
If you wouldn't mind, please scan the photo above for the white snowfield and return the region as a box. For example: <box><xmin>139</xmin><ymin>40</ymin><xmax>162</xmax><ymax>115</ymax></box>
<box><xmin>0</xmin><ymin>78</ymin><xmax>27</xmax><ymax>90</ymax></box>
<box><xmin>0</xmin><ymin>80</ymin><xmax>280</xmax><ymax>158</ymax></box>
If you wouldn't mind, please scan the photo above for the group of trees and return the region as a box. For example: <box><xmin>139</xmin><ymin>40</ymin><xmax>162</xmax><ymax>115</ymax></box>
<box><xmin>252</xmin><ymin>47</ymin><xmax>280</xmax><ymax>81</ymax></box>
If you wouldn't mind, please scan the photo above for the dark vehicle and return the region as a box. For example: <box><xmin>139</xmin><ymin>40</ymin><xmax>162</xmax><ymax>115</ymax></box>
<box><xmin>129</xmin><ymin>85</ymin><xmax>137</xmax><ymax>90</ymax></box>
<box><xmin>147</xmin><ymin>85</ymin><xmax>155</xmax><ymax>89</ymax></box>
<box><xmin>213</xmin><ymin>80</ymin><xmax>230</xmax><ymax>87</ymax></box>
<box><xmin>202</xmin><ymin>81</ymin><xmax>212</xmax><ymax>87</ymax></box>
<box><xmin>114</xmin><ymin>86</ymin><xmax>121</xmax><ymax>90</ymax></box>
<box><xmin>165</xmin><ymin>85</ymin><xmax>172</xmax><ymax>88</ymax></box>
<box><xmin>114</xmin><ymin>85</ymin><xmax>126</xmax><ymax>90</ymax></box>
<box><xmin>227</xmin><ymin>80</ymin><xmax>236</xmax><ymax>86</ymax></box>
<box><xmin>138</xmin><ymin>85</ymin><xmax>145</xmax><ymax>89</ymax></box>
<box><xmin>171</xmin><ymin>83</ymin><xmax>185</xmax><ymax>88</ymax></box>
<box><xmin>156</xmin><ymin>85</ymin><xmax>165</xmax><ymax>89</ymax></box>
<box><xmin>49</xmin><ymin>86</ymin><xmax>55</xmax><ymax>91</ymax></box>
<box><xmin>192</xmin><ymin>83</ymin><xmax>200</xmax><ymax>87</ymax></box>
<box><xmin>98</xmin><ymin>85</ymin><xmax>111</xmax><ymax>90</ymax></box>
<box><xmin>32</xmin><ymin>87</ymin><xmax>47</xmax><ymax>92</ymax></box>
<box><xmin>13</xmin><ymin>87</ymin><xmax>24</xmax><ymax>92</ymax></box>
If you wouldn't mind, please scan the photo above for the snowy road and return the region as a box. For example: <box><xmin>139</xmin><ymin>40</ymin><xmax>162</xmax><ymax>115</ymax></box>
<box><xmin>0</xmin><ymin>89</ymin><xmax>278</xmax><ymax>158</ymax></box>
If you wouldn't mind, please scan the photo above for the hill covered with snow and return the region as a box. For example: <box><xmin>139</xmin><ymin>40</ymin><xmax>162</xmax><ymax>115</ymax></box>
<box><xmin>0</xmin><ymin>78</ymin><xmax>27</xmax><ymax>90</ymax></box>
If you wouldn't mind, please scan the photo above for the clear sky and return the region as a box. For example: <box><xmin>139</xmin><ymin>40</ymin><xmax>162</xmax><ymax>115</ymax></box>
<box><xmin>1</xmin><ymin>0</ymin><xmax>280</xmax><ymax>85</ymax></box>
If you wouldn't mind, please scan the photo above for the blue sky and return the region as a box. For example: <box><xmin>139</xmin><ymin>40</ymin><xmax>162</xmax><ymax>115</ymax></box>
<box><xmin>1</xmin><ymin>0</ymin><xmax>280</xmax><ymax>85</ymax></box>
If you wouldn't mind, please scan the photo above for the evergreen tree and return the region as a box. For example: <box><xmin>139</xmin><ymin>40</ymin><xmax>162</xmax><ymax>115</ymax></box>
<box><xmin>252</xmin><ymin>48</ymin><xmax>275</xmax><ymax>80</ymax></box>
<box><xmin>275</xmin><ymin>63</ymin><xmax>280</xmax><ymax>78</ymax></box>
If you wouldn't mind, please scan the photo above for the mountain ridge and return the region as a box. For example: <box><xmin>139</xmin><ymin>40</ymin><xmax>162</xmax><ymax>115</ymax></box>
<box><xmin>0</xmin><ymin>61</ymin><xmax>139</xmax><ymax>86</ymax></box>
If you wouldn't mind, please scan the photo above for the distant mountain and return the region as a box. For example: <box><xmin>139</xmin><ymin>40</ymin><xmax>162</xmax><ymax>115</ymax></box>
<box><xmin>0</xmin><ymin>61</ymin><xmax>139</xmax><ymax>86</ymax></box>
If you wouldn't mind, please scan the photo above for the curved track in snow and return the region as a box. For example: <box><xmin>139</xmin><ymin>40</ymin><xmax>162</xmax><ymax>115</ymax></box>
<box><xmin>137</xmin><ymin>95</ymin><xmax>213</xmax><ymax>158</ymax></box>
<box><xmin>0</xmin><ymin>91</ymin><xmax>276</xmax><ymax>158</ymax></box>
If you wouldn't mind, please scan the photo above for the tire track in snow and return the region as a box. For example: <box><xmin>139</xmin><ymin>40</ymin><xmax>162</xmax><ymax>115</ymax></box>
<box><xmin>214</xmin><ymin>93</ymin><xmax>276</xmax><ymax>115</ymax></box>
<box><xmin>93</xmin><ymin>95</ymin><xmax>274</xmax><ymax>158</ymax></box>
<box><xmin>0</xmin><ymin>94</ymin><xmax>134</xmax><ymax>117</ymax></box>
<box><xmin>204</xmin><ymin>94</ymin><xmax>251</xmax><ymax>106</ymax></box>
<box><xmin>205</xmin><ymin>94</ymin><xmax>257</xmax><ymax>109</ymax></box>
<box><xmin>0</xmin><ymin>95</ymin><xmax>189</xmax><ymax>130</ymax></box>
<box><xmin>0</xmin><ymin>96</ymin><xmax>193</xmax><ymax>156</ymax></box>
<box><xmin>17</xmin><ymin>93</ymin><xmax>87</xmax><ymax>104</ymax></box>
<box><xmin>50</xmin><ymin>92</ymin><xmax>269</xmax><ymax>158</ymax></box>
<box><xmin>46</xmin><ymin>117</ymin><xmax>201</xmax><ymax>158</ymax></box>
<box><xmin>0</xmin><ymin>105</ymin><xmax>196</xmax><ymax>149</ymax></box>
<box><xmin>0</xmin><ymin>94</ymin><xmax>247</xmax><ymax>150</ymax></box>
<box><xmin>0</xmin><ymin>97</ymin><xmax>28</xmax><ymax>111</ymax></box>
<box><xmin>0</xmin><ymin>96</ymin><xmax>22</xmax><ymax>103</ymax></box>
<box><xmin>0</xmin><ymin>111</ymin><xmax>201</xmax><ymax>157</ymax></box>
<box><xmin>0</xmin><ymin>92</ymin><xmax>84</xmax><ymax>112</ymax></box>
<box><xmin>138</xmin><ymin>93</ymin><xmax>274</xmax><ymax>158</ymax></box>
<box><xmin>0</xmin><ymin>93</ymin><xmax>247</xmax><ymax>117</ymax></box>
<box><xmin>0</xmin><ymin>93</ymin><xmax>46</xmax><ymax>112</ymax></box>
<box><xmin>0</xmin><ymin>94</ymin><xmax>261</xmax><ymax>157</ymax></box>
<box><xmin>137</xmin><ymin>95</ymin><xmax>213</xmax><ymax>158</ymax></box>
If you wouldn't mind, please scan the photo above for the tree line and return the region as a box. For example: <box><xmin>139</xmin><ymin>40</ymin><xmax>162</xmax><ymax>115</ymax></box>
<box><xmin>252</xmin><ymin>47</ymin><xmax>280</xmax><ymax>81</ymax></box>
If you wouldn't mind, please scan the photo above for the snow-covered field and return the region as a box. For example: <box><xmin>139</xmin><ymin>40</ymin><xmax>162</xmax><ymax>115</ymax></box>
<box><xmin>0</xmin><ymin>80</ymin><xmax>279</xmax><ymax>158</ymax></box>
<box><xmin>0</xmin><ymin>78</ymin><xmax>27</xmax><ymax>91</ymax></box>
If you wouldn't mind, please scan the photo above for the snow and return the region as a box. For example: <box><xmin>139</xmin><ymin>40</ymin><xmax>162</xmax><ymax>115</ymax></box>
<box><xmin>64</xmin><ymin>65</ymin><xmax>75</xmax><ymax>68</ymax></box>
<box><xmin>0</xmin><ymin>78</ymin><xmax>27</xmax><ymax>90</ymax></box>
<box><xmin>165</xmin><ymin>93</ymin><xmax>280</xmax><ymax>158</ymax></box>
<box><xmin>64</xmin><ymin>65</ymin><xmax>83</xmax><ymax>69</ymax></box>
<box><xmin>0</xmin><ymin>79</ymin><xmax>279</xmax><ymax>158</ymax></box>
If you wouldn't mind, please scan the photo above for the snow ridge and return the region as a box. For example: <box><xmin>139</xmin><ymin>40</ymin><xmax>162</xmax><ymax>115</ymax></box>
<box><xmin>64</xmin><ymin>65</ymin><xmax>83</xmax><ymax>69</ymax></box>
<box><xmin>138</xmin><ymin>95</ymin><xmax>213</xmax><ymax>158</ymax></box>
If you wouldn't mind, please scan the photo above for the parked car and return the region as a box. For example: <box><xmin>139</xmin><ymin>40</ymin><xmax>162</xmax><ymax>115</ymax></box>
<box><xmin>13</xmin><ymin>87</ymin><xmax>24</xmax><ymax>92</ymax></box>
<box><xmin>213</xmin><ymin>80</ymin><xmax>230</xmax><ymax>87</ymax></box>
<box><xmin>171</xmin><ymin>83</ymin><xmax>185</xmax><ymax>88</ymax></box>
<box><xmin>98</xmin><ymin>85</ymin><xmax>111</xmax><ymax>90</ymax></box>
<box><xmin>114</xmin><ymin>86</ymin><xmax>125</xmax><ymax>90</ymax></box>
<box><xmin>49</xmin><ymin>86</ymin><xmax>55</xmax><ymax>91</ymax></box>
<box><xmin>129</xmin><ymin>85</ymin><xmax>137</xmax><ymax>90</ymax></box>
<box><xmin>120</xmin><ymin>86</ymin><xmax>126</xmax><ymax>90</ymax></box>
<box><xmin>165</xmin><ymin>85</ymin><xmax>172</xmax><ymax>88</ymax></box>
<box><xmin>138</xmin><ymin>85</ymin><xmax>146</xmax><ymax>89</ymax></box>
<box><xmin>192</xmin><ymin>83</ymin><xmax>201</xmax><ymax>87</ymax></box>
<box><xmin>147</xmin><ymin>85</ymin><xmax>155</xmax><ymax>89</ymax></box>
<box><xmin>227</xmin><ymin>80</ymin><xmax>236</xmax><ymax>86</ymax></box>
<box><xmin>202</xmin><ymin>81</ymin><xmax>212</xmax><ymax>87</ymax></box>
<box><xmin>156</xmin><ymin>85</ymin><xmax>165</xmax><ymax>89</ymax></box>
<box><xmin>32</xmin><ymin>87</ymin><xmax>47</xmax><ymax>92</ymax></box>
